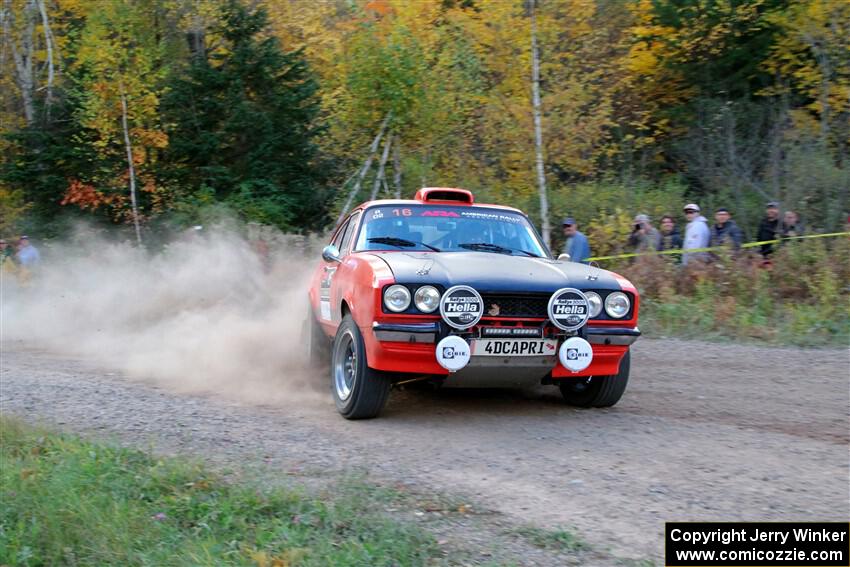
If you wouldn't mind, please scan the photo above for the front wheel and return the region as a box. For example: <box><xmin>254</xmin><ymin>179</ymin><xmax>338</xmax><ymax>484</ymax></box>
<box><xmin>331</xmin><ymin>315</ymin><xmax>391</xmax><ymax>419</ymax></box>
<box><xmin>559</xmin><ymin>350</ymin><xmax>630</xmax><ymax>408</ymax></box>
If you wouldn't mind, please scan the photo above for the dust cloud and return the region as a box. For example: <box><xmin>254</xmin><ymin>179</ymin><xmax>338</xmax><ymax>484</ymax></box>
<box><xmin>0</xmin><ymin>225</ymin><xmax>329</xmax><ymax>405</ymax></box>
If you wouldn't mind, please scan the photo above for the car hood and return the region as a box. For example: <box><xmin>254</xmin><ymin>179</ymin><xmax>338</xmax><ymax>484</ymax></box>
<box><xmin>365</xmin><ymin>251</ymin><xmax>624</xmax><ymax>293</ymax></box>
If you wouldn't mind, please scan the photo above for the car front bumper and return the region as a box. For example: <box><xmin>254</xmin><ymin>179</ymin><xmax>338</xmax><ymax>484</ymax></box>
<box><xmin>365</xmin><ymin>321</ymin><xmax>638</xmax><ymax>379</ymax></box>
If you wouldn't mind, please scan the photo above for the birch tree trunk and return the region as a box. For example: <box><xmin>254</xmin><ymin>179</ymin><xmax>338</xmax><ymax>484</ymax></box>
<box><xmin>120</xmin><ymin>89</ymin><xmax>143</xmax><ymax>246</ymax></box>
<box><xmin>370</xmin><ymin>133</ymin><xmax>393</xmax><ymax>201</ymax></box>
<box><xmin>5</xmin><ymin>0</ymin><xmax>36</xmax><ymax>124</ymax></box>
<box><xmin>36</xmin><ymin>0</ymin><xmax>55</xmax><ymax>114</ymax></box>
<box><xmin>529</xmin><ymin>0</ymin><xmax>551</xmax><ymax>249</ymax></box>
<box><xmin>337</xmin><ymin>112</ymin><xmax>392</xmax><ymax>224</ymax></box>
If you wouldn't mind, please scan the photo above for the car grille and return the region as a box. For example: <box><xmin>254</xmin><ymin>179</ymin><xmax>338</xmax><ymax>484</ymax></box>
<box><xmin>480</xmin><ymin>294</ymin><xmax>549</xmax><ymax>318</ymax></box>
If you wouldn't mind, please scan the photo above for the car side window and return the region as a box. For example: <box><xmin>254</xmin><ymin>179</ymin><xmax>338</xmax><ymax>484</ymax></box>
<box><xmin>339</xmin><ymin>212</ymin><xmax>361</xmax><ymax>255</ymax></box>
<box><xmin>330</xmin><ymin>218</ymin><xmax>350</xmax><ymax>251</ymax></box>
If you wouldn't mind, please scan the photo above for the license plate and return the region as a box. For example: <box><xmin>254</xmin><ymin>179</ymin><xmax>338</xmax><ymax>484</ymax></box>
<box><xmin>470</xmin><ymin>338</ymin><xmax>557</xmax><ymax>356</ymax></box>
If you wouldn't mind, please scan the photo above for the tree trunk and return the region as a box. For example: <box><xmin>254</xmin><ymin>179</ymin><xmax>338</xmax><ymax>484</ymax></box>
<box><xmin>337</xmin><ymin>112</ymin><xmax>392</xmax><ymax>224</ymax></box>
<box><xmin>36</xmin><ymin>0</ymin><xmax>54</xmax><ymax>114</ymax></box>
<box><xmin>804</xmin><ymin>34</ymin><xmax>831</xmax><ymax>146</ymax></box>
<box><xmin>723</xmin><ymin>106</ymin><xmax>748</xmax><ymax>232</ymax></box>
<box><xmin>529</xmin><ymin>0</ymin><xmax>551</xmax><ymax>249</ymax></box>
<box><xmin>370</xmin><ymin>132</ymin><xmax>393</xmax><ymax>201</ymax></box>
<box><xmin>120</xmin><ymin>89</ymin><xmax>143</xmax><ymax>246</ymax></box>
<box><xmin>186</xmin><ymin>13</ymin><xmax>206</xmax><ymax>61</ymax></box>
<box><xmin>5</xmin><ymin>0</ymin><xmax>36</xmax><ymax>125</ymax></box>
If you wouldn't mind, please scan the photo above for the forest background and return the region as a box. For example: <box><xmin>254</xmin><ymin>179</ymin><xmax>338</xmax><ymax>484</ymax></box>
<box><xmin>2</xmin><ymin>0</ymin><xmax>848</xmax><ymax>343</ymax></box>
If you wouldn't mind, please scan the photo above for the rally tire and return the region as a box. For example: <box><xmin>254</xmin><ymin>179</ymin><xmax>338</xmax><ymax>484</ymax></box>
<box><xmin>306</xmin><ymin>305</ymin><xmax>330</xmax><ymax>367</ymax></box>
<box><xmin>331</xmin><ymin>315</ymin><xmax>391</xmax><ymax>419</ymax></box>
<box><xmin>559</xmin><ymin>350</ymin><xmax>630</xmax><ymax>408</ymax></box>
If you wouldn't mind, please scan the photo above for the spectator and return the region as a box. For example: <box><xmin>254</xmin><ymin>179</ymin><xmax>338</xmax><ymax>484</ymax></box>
<box><xmin>657</xmin><ymin>215</ymin><xmax>683</xmax><ymax>253</ymax></box>
<box><xmin>757</xmin><ymin>202</ymin><xmax>781</xmax><ymax>257</ymax></box>
<box><xmin>561</xmin><ymin>217</ymin><xmax>591</xmax><ymax>264</ymax></box>
<box><xmin>781</xmin><ymin>210</ymin><xmax>803</xmax><ymax>239</ymax></box>
<box><xmin>628</xmin><ymin>214</ymin><xmax>661</xmax><ymax>253</ymax></box>
<box><xmin>16</xmin><ymin>235</ymin><xmax>40</xmax><ymax>267</ymax></box>
<box><xmin>0</xmin><ymin>238</ymin><xmax>13</xmax><ymax>261</ymax></box>
<box><xmin>710</xmin><ymin>207</ymin><xmax>743</xmax><ymax>251</ymax></box>
<box><xmin>682</xmin><ymin>204</ymin><xmax>710</xmax><ymax>265</ymax></box>
<box><xmin>0</xmin><ymin>238</ymin><xmax>16</xmax><ymax>275</ymax></box>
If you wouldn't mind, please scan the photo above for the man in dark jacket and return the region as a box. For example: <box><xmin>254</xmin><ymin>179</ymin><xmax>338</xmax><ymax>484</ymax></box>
<box><xmin>710</xmin><ymin>208</ymin><xmax>743</xmax><ymax>251</ymax></box>
<box><xmin>657</xmin><ymin>215</ymin><xmax>682</xmax><ymax>252</ymax></box>
<box><xmin>757</xmin><ymin>202</ymin><xmax>781</xmax><ymax>257</ymax></box>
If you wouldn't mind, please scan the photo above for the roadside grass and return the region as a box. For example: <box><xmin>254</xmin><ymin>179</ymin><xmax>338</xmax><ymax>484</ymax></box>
<box><xmin>511</xmin><ymin>525</ymin><xmax>588</xmax><ymax>553</ymax></box>
<box><xmin>0</xmin><ymin>417</ymin><xmax>440</xmax><ymax>566</ymax></box>
<box><xmin>639</xmin><ymin>296</ymin><xmax>850</xmax><ymax>347</ymax></box>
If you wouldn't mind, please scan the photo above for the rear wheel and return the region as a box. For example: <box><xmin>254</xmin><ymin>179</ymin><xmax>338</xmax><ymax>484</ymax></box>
<box><xmin>306</xmin><ymin>305</ymin><xmax>330</xmax><ymax>367</ymax></box>
<box><xmin>559</xmin><ymin>350</ymin><xmax>630</xmax><ymax>408</ymax></box>
<box><xmin>331</xmin><ymin>315</ymin><xmax>391</xmax><ymax>419</ymax></box>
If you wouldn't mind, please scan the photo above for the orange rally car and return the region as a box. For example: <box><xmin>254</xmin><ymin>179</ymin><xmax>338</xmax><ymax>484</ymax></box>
<box><xmin>307</xmin><ymin>188</ymin><xmax>640</xmax><ymax>419</ymax></box>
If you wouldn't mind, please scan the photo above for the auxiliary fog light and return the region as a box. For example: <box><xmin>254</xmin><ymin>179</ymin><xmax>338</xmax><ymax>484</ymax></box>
<box><xmin>435</xmin><ymin>336</ymin><xmax>471</xmax><ymax>372</ymax></box>
<box><xmin>558</xmin><ymin>337</ymin><xmax>593</xmax><ymax>372</ymax></box>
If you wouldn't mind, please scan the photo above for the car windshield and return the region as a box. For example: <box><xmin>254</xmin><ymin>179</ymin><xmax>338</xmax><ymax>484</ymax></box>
<box><xmin>354</xmin><ymin>205</ymin><xmax>548</xmax><ymax>257</ymax></box>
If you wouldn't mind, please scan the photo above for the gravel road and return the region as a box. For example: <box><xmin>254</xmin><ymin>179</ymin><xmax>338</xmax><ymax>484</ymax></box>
<box><xmin>2</xmin><ymin>338</ymin><xmax>848</xmax><ymax>564</ymax></box>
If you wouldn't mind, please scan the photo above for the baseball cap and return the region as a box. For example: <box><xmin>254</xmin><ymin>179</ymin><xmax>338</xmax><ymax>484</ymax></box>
<box><xmin>19</xmin><ymin>235</ymin><xmax>28</xmax><ymax>240</ymax></box>
<box><xmin>715</xmin><ymin>207</ymin><xmax>729</xmax><ymax>213</ymax></box>
<box><xmin>683</xmin><ymin>204</ymin><xmax>700</xmax><ymax>213</ymax></box>
<box><xmin>766</xmin><ymin>201</ymin><xmax>779</xmax><ymax>208</ymax></box>
<box><xmin>562</xmin><ymin>217</ymin><xmax>576</xmax><ymax>226</ymax></box>
<box><xmin>634</xmin><ymin>214</ymin><xmax>650</xmax><ymax>223</ymax></box>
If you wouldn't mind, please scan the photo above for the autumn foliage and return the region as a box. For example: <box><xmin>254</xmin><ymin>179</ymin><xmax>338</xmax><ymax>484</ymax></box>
<box><xmin>0</xmin><ymin>0</ymin><xmax>847</xmax><ymax>241</ymax></box>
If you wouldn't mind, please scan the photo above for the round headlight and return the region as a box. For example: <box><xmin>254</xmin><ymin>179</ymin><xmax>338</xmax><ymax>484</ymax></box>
<box><xmin>384</xmin><ymin>285</ymin><xmax>411</xmax><ymax>312</ymax></box>
<box><xmin>414</xmin><ymin>286</ymin><xmax>440</xmax><ymax>313</ymax></box>
<box><xmin>585</xmin><ymin>292</ymin><xmax>603</xmax><ymax>318</ymax></box>
<box><xmin>604</xmin><ymin>292</ymin><xmax>630</xmax><ymax>319</ymax></box>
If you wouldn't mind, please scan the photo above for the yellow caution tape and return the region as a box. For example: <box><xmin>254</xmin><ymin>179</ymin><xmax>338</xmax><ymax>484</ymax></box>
<box><xmin>584</xmin><ymin>231</ymin><xmax>850</xmax><ymax>262</ymax></box>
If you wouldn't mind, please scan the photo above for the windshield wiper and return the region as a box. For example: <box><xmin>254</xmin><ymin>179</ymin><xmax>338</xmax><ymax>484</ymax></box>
<box><xmin>458</xmin><ymin>242</ymin><xmax>539</xmax><ymax>257</ymax></box>
<box><xmin>368</xmin><ymin>237</ymin><xmax>441</xmax><ymax>252</ymax></box>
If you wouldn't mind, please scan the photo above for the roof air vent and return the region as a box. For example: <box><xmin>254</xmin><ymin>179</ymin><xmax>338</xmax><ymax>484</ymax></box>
<box><xmin>414</xmin><ymin>187</ymin><xmax>474</xmax><ymax>205</ymax></box>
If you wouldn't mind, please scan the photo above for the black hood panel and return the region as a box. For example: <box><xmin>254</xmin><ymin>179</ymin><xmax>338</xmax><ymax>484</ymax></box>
<box><xmin>367</xmin><ymin>251</ymin><xmax>624</xmax><ymax>292</ymax></box>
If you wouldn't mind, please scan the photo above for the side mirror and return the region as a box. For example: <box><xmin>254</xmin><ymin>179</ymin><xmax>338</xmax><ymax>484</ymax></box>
<box><xmin>322</xmin><ymin>245</ymin><xmax>342</xmax><ymax>263</ymax></box>
<box><xmin>557</xmin><ymin>253</ymin><xmax>571</xmax><ymax>262</ymax></box>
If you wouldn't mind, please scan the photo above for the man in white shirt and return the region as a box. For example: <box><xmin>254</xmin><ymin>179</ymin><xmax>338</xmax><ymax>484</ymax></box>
<box><xmin>16</xmin><ymin>235</ymin><xmax>40</xmax><ymax>267</ymax></box>
<box><xmin>682</xmin><ymin>204</ymin><xmax>709</xmax><ymax>265</ymax></box>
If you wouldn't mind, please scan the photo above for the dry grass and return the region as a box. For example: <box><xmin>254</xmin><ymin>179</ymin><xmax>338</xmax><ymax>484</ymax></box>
<box><xmin>612</xmin><ymin>237</ymin><xmax>850</xmax><ymax>346</ymax></box>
